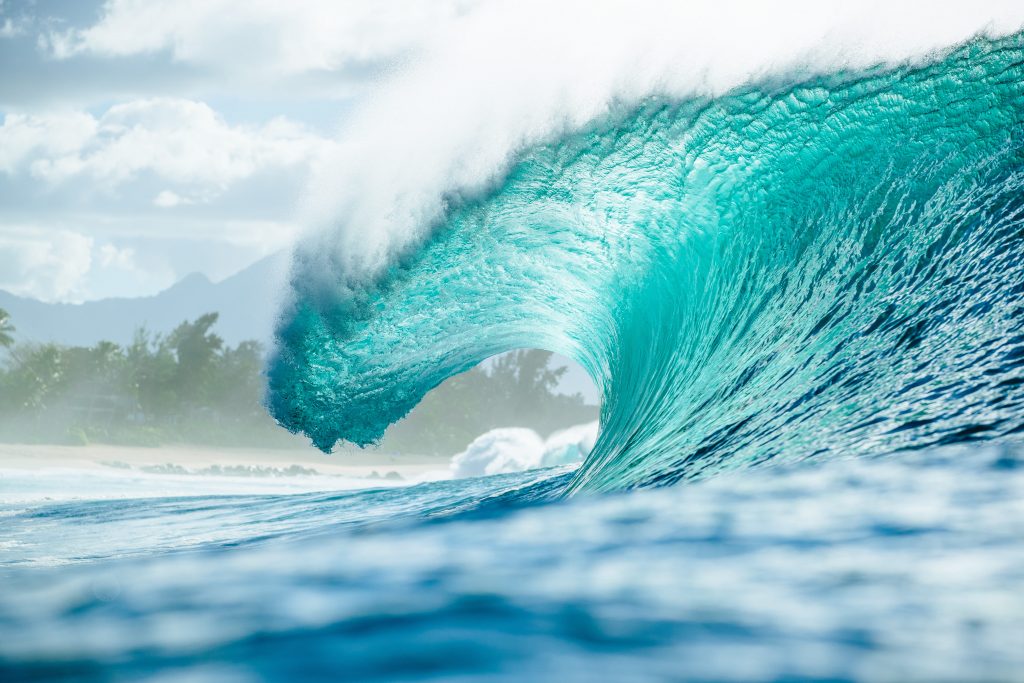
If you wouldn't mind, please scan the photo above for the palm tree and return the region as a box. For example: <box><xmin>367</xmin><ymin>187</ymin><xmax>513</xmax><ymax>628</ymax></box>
<box><xmin>0</xmin><ymin>308</ymin><xmax>14</xmax><ymax>349</ymax></box>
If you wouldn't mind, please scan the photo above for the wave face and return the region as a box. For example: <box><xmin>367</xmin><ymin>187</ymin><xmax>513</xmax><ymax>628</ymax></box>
<box><xmin>269</xmin><ymin>35</ymin><xmax>1024</xmax><ymax>492</ymax></box>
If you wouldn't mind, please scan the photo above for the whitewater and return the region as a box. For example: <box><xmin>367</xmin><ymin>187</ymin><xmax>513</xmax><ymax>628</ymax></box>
<box><xmin>7</xmin><ymin>7</ymin><xmax>1024</xmax><ymax>681</ymax></box>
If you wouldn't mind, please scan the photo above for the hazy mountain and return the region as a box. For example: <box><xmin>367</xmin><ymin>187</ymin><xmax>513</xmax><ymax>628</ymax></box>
<box><xmin>0</xmin><ymin>253</ymin><xmax>289</xmax><ymax>348</ymax></box>
<box><xmin>0</xmin><ymin>252</ymin><xmax>598</xmax><ymax>402</ymax></box>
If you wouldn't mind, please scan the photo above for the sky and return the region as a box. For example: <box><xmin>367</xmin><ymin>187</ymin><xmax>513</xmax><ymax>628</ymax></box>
<box><xmin>3</xmin><ymin>1</ymin><xmax>1023</xmax><ymax>304</ymax></box>
<box><xmin>0</xmin><ymin>0</ymin><xmax>480</xmax><ymax>302</ymax></box>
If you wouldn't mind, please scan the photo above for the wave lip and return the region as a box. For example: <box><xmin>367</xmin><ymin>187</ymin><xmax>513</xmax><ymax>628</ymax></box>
<box><xmin>297</xmin><ymin>1</ymin><xmax>1024</xmax><ymax>282</ymax></box>
<box><xmin>271</xmin><ymin>34</ymin><xmax>1024</xmax><ymax>492</ymax></box>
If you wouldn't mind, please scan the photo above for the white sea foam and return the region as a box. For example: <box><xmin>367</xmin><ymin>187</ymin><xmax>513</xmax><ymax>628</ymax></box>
<box><xmin>296</xmin><ymin>0</ymin><xmax>1024</xmax><ymax>286</ymax></box>
<box><xmin>450</xmin><ymin>421</ymin><xmax>599</xmax><ymax>478</ymax></box>
<box><xmin>0</xmin><ymin>465</ymin><xmax>407</xmax><ymax>504</ymax></box>
<box><xmin>540</xmin><ymin>422</ymin><xmax>600</xmax><ymax>468</ymax></box>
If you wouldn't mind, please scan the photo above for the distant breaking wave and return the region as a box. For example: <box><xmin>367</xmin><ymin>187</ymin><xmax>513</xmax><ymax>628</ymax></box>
<box><xmin>270</xmin><ymin>33</ymin><xmax>1024</xmax><ymax>493</ymax></box>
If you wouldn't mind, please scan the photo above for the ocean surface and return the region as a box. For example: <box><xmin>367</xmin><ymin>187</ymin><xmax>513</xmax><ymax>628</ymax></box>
<box><xmin>1</xmin><ymin>444</ymin><xmax>1023</xmax><ymax>682</ymax></box>
<box><xmin>5</xmin><ymin>33</ymin><xmax>1024</xmax><ymax>682</ymax></box>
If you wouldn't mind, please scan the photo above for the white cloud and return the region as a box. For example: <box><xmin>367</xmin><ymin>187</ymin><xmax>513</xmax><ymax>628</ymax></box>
<box><xmin>2</xmin><ymin>99</ymin><xmax>331</xmax><ymax>198</ymax></box>
<box><xmin>0</xmin><ymin>112</ymin><xmax>97</xmax><ymax>174</ymax></box>
<box><xmin>11</xmin><ymin>0</ymin><xmax>1023</xmax><ymax>304</ymax></box>
<box><xmin>0</xmin><ymin>17</ymin><xmax>20</xmax><ymax>39</ymax></box>
<box><xmin>97</xmin><ymin>243</ymin><xmax>137</xmax><ymax>270</ymax></box>
<box><xmin>0</xmin><ymin>227</ymin><xmax>94</xmax><ymax>302</ymax></box>
<box><xmin>153</xmin><ymin>189</ymin><xmax>190</xmax><ymax>208</ymax></box>
<box><xmin>0</xmin><ymin>225</ymin><xmax>195</xmax><ymax>302</ymax></box>
<box><xmin>0</xmin><ymin>212</ymin><xmax>299</xmax><ymax>302</ymax></box>
<box><xmin>0</xmin><ymin>0</ymin><xmax>28</xmax><ymax>40</ymax></box>
<box><xmin>48</xmin><ymin>0</ymin><xmax>482</xmax><ymax>77</ymax></box>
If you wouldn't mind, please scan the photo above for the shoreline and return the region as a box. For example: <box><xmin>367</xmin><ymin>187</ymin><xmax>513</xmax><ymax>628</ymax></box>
<box><xmin>0</xmin><ymin>442</ymin><xmax>452</xmax><ymax>480</ymax></box>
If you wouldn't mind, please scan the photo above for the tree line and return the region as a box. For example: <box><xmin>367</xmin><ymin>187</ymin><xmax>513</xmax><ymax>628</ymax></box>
<box><xmin>0</xmin><ymin>308</ymin><xmax>596</xmax><ymax>454</ymax></box>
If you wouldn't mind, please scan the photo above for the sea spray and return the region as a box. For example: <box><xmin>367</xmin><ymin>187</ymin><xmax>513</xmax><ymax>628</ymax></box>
<box><xmin>271</xmin><ymin>35</ymin><xmax>1024</xmax><ymax>494</ymax></box>
<box><xmin>449</xmin><ymin>422</ymin><xmax>599</xmax><ymax>478</ymax></box>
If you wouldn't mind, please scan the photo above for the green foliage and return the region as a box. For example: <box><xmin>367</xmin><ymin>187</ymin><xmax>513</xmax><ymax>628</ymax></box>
<box><xmin>0</xmin><ymin>311</ymin><xmax>596</xmax><ymax>453</ymax></box>
<box><xmin>0</xmin><ymin>312</ymin><xmax>278</xmax><ymax>447</ymax></box>
<box><xmin>383</xmin><ymin>349</ymin><xmax>597</xmax><ymax>455</ymax></box>
<box><xmin>165</xmin><ymin>313</ymin><xmax>224</xmax><ymax>405</ymax></box>
<box><xmin>0</xmin><ymin>308</ymin><xmax>13</xmax><ymax>349</ymax></box>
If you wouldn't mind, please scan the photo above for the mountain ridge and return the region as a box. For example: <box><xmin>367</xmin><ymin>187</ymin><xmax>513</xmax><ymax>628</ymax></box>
<box><xmin>0</xmin><ymin>253</ymin><xmax>289</xmax><ymax>348</ymax></box>
<box><xmin>0</xmin><ymin>251</ymin><xmax>599</xmax><ymax>401</ymax></box>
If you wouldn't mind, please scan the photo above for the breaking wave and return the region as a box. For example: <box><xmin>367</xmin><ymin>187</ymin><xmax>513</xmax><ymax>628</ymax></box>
<box><xmin>270</xmin><ymin>33</ymin><xmax>1024</xmax><ymax>493</ymax></box>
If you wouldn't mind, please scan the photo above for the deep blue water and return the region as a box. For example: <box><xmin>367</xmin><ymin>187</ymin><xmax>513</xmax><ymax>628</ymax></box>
<box><xmin>2</xmin><ymin>443</ymin><xmax>1024</xmax><ymax>682</ymax></box>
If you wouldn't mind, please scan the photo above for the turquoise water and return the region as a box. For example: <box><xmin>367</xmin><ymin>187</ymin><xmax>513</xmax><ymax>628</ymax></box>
<box><xmin>271</xmin><ymin>36</ymin><xmax>1024</xmax><ymax>494</ymax></box>
<box><xmin>5</xmin><ymin>34</ymin><xmax>1024</xmax><ymax>681</ymax></box>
